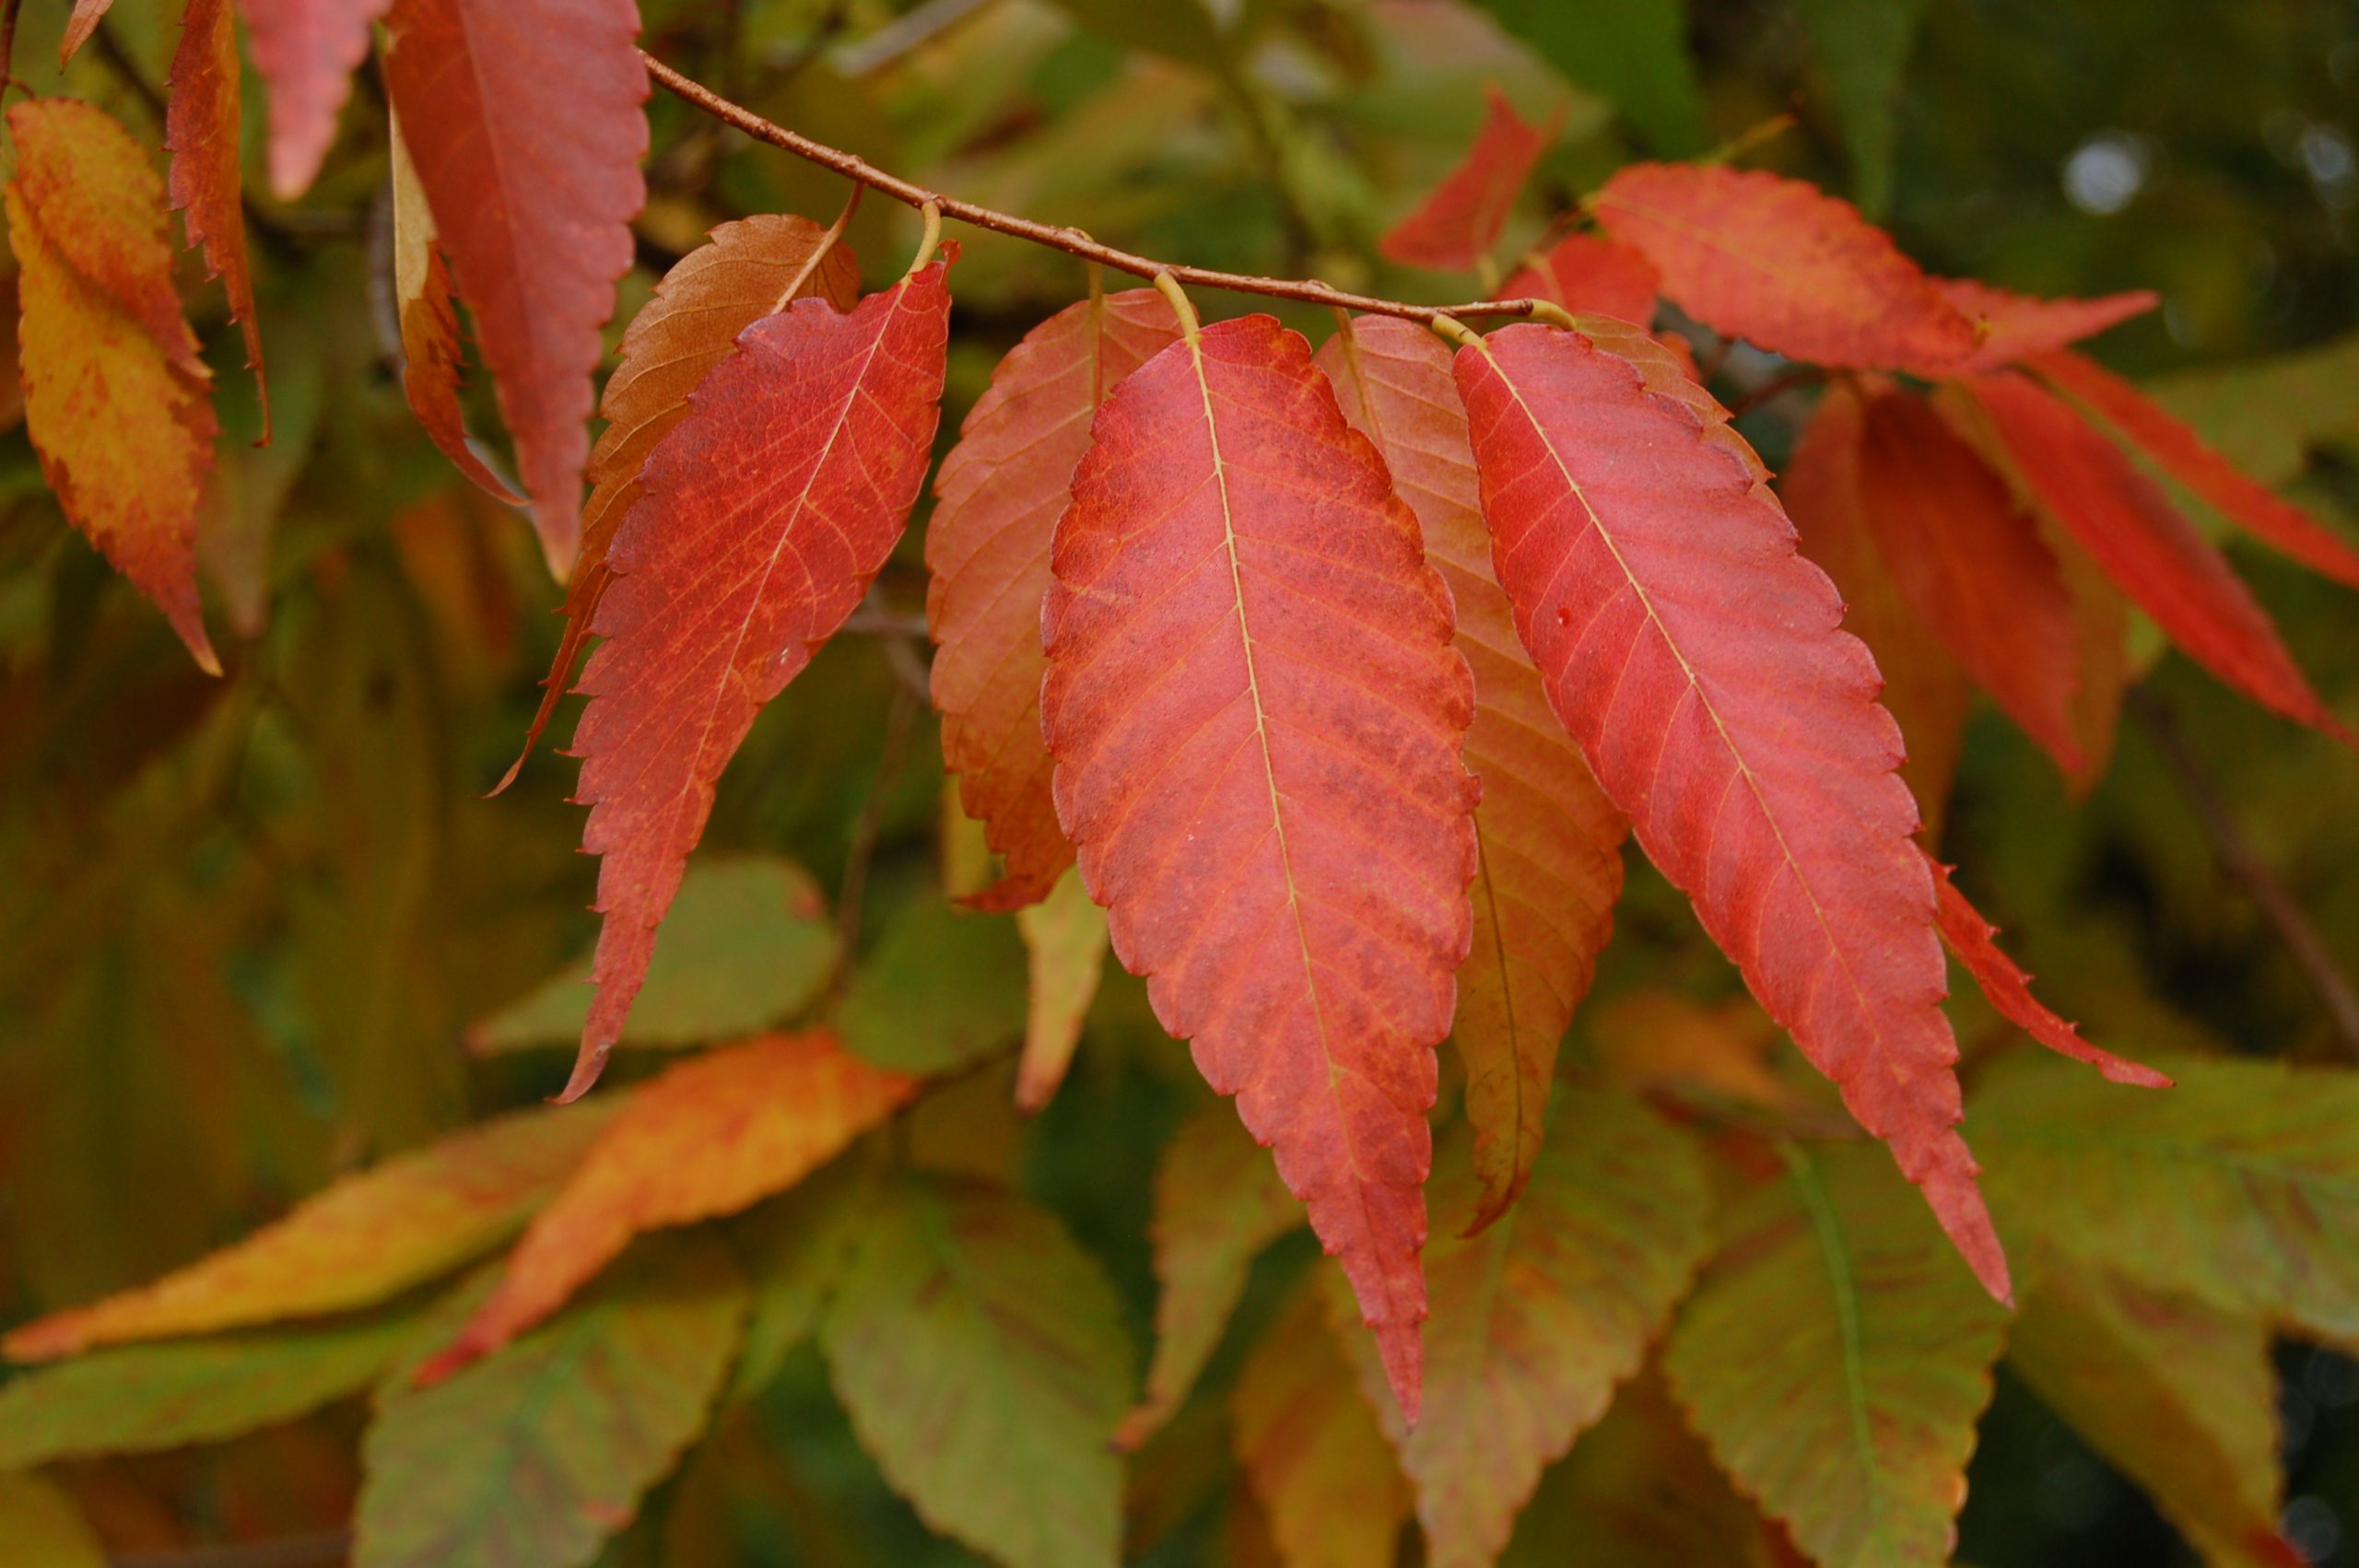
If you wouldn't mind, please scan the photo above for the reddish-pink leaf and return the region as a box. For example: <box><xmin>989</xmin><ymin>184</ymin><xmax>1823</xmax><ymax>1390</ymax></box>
<box><xmin>563</xmin><ymin>259</ymin><xmax>954</xmax><ymax>1102</ymax></box>
<box><xmin>1040</xmin><ymin>311</ymin><xmax>1481</xmax><ymax>1419</ymax></box>
<box><xmin>237</xmin><ymin>0</ymin><xmax>392</xmax><ymax>198</ymax></box>
<box><xmin>59</xmin><ymin>0</ymin><xmax>116</xmax><ymax>64</ymax></box>
<box><xmin>1500</xmin><ymin>233</ymin><xmax>1660</xmax><ymax>326</ymax></box>
<box><xmin>1592</xmin><ymin>163</ymin><xmax>1978</xmax><ymax>371</ymax></box>
<box><xmin>1855</xmin><ymin>384</ymin><xmax>2083</xmax><ymax>775</ymax></box>
<box><xmin>1451</xmin><ymin>317</ymin><xmax>2009</xmax><ymax>1304</ymax></box>
<box><xmin>1379</xmin><ymin>87</ymin><xmax>1559</xmax><ymax>273</ymax></box>
<box><xmin>499</xmin><ymin>213</ymin><xmax>861</xmax><ymax>790</ymax></box>
<box><xmin>1925</xmin><ymin>854</ymin><xmax>2170</xmax><ymax>1088</ymax></box>
<box><xmin>1956</xmin><ymin>371</ymin><xmax>2348</xmax><ymax>741</ymax></box>
<box><xmin>1317</xmin><ymin>315</ymin><xmax>1626</xmax><ymax>1231</ymax></box>
<box><xmin>167</xmin><ymin>0</ymin><xmax>266</xmax><ymax>437</ymax></box>
<box><xmin>1940</xmin><ymin>279</ymin><xmax>2156</xmax><ymax>373</ymax></box>
<box><xmin>1779</xmin><ymin>381</ymin><xmax>1973</xmax><ymax>837</ymax></box>
<box><xmin>2030</xmin><ymin>347</ymin><xmax>2359</xmax><ymax>591</ymax></box>
<box><xmin>927</xmin><ymin>287</ymin><xmax>1180</xmax><ymax>908</ymax></box>
<box><xmin>417</xmin><ymin>1032</ymin><xmax>916</xmax><ymax>1381</ymax></box>
<box><xmin>381</xmin><ymin>0</ymin><xmax>648</xmax><ymax>573</ymax></box>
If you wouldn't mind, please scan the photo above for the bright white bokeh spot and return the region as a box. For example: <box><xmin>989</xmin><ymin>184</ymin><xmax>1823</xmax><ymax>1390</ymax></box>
<box><xmin>2062</xmin><ymin>134</ymin><xmax>2150</xmax><ymax>214</ymax></box>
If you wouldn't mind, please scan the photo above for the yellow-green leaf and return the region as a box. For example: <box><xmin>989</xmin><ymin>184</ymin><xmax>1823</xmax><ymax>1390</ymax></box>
<box><xmin>0</xmin><ymin>1472</ymin><xmax>105</xmax><ymax>1568</ymax></box>
<box><xmin>1014</xmin><ymin>868</ymin><xmax>1110</xmax><ymax>1112</ymax></box>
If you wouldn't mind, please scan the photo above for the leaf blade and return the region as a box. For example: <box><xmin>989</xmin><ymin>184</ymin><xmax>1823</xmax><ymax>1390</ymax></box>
<box><xmin>1379</xmin><ymin>87</ymin><xmax>1558</xmax><ymax>273</ymax></box>
<box><xmin>166</xmin><ymin>0</ymin><xmax>265</xmax><ymax>433</ymax></box>
<box><xmin>238</xmin><ymin>0</ymin><xmax>393</xmax><ymax>198</ymax></box>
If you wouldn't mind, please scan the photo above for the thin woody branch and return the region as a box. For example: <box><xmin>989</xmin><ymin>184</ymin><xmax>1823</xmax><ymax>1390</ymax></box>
<box><xmin>639</xmin><ymin>49</ymin><xmax>1565</xmax><ymax>328</ymax></box>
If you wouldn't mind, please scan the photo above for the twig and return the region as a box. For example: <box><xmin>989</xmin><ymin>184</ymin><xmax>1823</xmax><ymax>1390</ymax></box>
<box><xmin>640</xmin><ymin>50</ymin><xmax>1567</xmax><ymax>327</ymax></box>
<box><xmin>2130</xmin><ymin>689</ymin><xmax>2359</xmax><ymax>1058</ymax></box>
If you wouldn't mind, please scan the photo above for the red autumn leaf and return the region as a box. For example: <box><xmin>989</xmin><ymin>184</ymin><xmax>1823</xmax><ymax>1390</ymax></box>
<box><xmin>1450</xmin><ymin>316</ymin><xmax>2010</xmax><ymax>1304</ymax></box>
<box><xmin>926</xmin><ymin>287</ymin><xmax>1180</xmax><ymax>908</ymax></box>
<box><xmin>1925</xmin><ymin>853</ymin><xmax>2170</xmax><ymax>1088</ymax></box>
<box><xmin>1940</xmin><ymin>278</ymin><xmax>2156</xmax><ymax>373</ymax></box>
<box><xmin>381</xmin><ymin>0</ymin><xmax>648</xmax><ymax>573</ymax></box>
<box><xmin>563</xmin><ymin>258</ymin><xmax>954</xmax><ymax>1102</ymax></box>
<box><xmin>1955</xmin><ymin>371</ymin><xmax>2348</xmax><ymax>741</ymax></box>
<box><xmin>1317</xmin><ymin>315</ymin><xmax>1627</xmax><ymax>1231</ymax></box>
<box><xmin>417</xmin><ymin>1032</ymin><xmax>916</xmax><ymax>1382</ymax></box>
<box><xmin>2030</xmin><ymin>348</ymin><xmax>2359</xmax><ymax>591</ymax></box>
<box><xmin>1040</xmin><ymin>310</ymin><xmax>1480</xmax><ymax>1419</ymax></box>
<box><xmin>6</xmin><ymin>98</ymin><xmax>220</xmax><ymax>675</ymax></box>
<box><xmin>1854</xmin><ymin>384</ymin><xmax>2084</xmax><ymax>775</ymax></box>
<box><xmin>1500</xmin><ymin>233</ymin><xmax>1661</xmax><ymax>326</ymax></box>
<box><xmin>1380</xmin><ymin>87</ymin><xmax>1561</xmax><ymax>273</ymax></box>
<box><xmin>59</xmin><ymin>0</ymin><xmax>116</xmax><ymax>64</ymax></box>
<box><xmin>499</xmin><ymin>213</ymin><xmax>861</xmax><ymax>790</ymax></box>
<box><xmin>166</xmin><ymin>0</ymin><xmax>265</xmax><ymax>437</ymax></box>
<box><xmin>1779</xmin><ymin>381</ymin><xmax>1974</xmax><ymax>835</ymax></box>
<box><xmin>237</xmin><ymin>0</ymin><xmax>393</xmax><ymax>198</ymax></box>
<box><xmin>1592</xmin><ymin>163</ymin><xmax>1978</xmax><ymax>371</ymax></box>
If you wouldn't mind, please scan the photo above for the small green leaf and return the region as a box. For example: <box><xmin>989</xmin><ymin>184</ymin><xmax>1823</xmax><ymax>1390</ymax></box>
<box><xmin>836</xmin><ymin>898</ymin><xmax>1027</xmax><ymax>1074</ymax></box>
<box><xmin>1794</xmin><ymin>0</ymin><xmax>1931</xmax><ymax>216</ymax></box>
<box><xmin>723</xmin><ymin>1157</ymin><xmax>873</xmax><ymax>1405</ymax></box>
<box><xmin>1472</xmin><ymin>0</ymin><xmax>1705</xmax><ymax>155</ymax></box>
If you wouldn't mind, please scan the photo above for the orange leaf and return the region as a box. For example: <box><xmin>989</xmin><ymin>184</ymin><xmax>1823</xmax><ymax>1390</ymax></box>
<box><xmin>4</xmin><ymin>1103</ymin><xmax>611</xmax><ymax>1362</ymax></box>
<box><xmin>1956</xmin><ymin>370</ymin><xmax>2348</xmax><ymax>741</ymax></box>
<box><xmin>5</xmin><ymin>99</ymin><xmax>219</xmax><ymax>675</ymax></box>
<box><xmin>1318</xmin><ymin>315</ymin><xmax>1626</xmax><ymax>1231</ymax></box>
<box><xmin>926</xmin><ymin>287</ymin><xmax>1180</xmax><ymax>907</ymax></box>
<box><xmin>1855</xmin><ymin>384</ymin><xmax>2084</xmax><ymax>775</ymax></box>
<box><xmin>563</xmin><ymin>260</ymin><xmax>954</xmax><ymax>1102</ymax></box>
<box><xmin>499</xmin><ymin>212</ymin><xmax>860</xmax><ymax>790</ymax></box>
<box><xmin>2031</xmin><ymin>347</ymin><xmax>2359</xmax><ymax>591</ymax></box>
<box><xmin>381</xmin><ymin>0</ymin><xmax>648</xmax><ymax>573</ymax></box>
<box><xmin>1500</xmin><ymin>233</ymin><xmax>1660</xmax><ymax>325</ymax></box>
<box><xmin>1451</xmin><ymin>316</ymin><xmax>2009</xmax><ymax>1304</ymax></box>
<box><xmin>1940</xmin><ymin>278</ymin><xmax>2155</xmax><ymax>373</ymax></box>
<box><xmin>1379</xmin><ymin>87</ymin><xmax>1559</xmax><ymax>273</ymax></box>
<box><xmin>238</xmin><ymin>0</ymin><xmax>392</xmax><ymax>198</ymax></box>
<box><xmin>166</xmin><ymin>0</ymin><xmax>266</xmax><ymax>437</ymax></box>
<box><xmin>59</xmin><ymin>0</ymin><xmax>116</xmax><ymax>64</ymax></box>
<box><xmin>1040</xmin><ymin>311</ymin><xmax>1480</xmax><ymax>1419</ymax></box>
<box><xmin>1592</xmin><ymin>163</ymin><xmax>1978</xmax><ymax>371</ymax></box>
<box><xmin>417</xmin><ymin>1033</ymin><xmax>916</xmax><ymax>1382</ymax></box>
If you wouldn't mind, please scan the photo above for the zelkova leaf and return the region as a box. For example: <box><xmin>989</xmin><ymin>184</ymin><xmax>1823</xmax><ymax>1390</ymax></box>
<box><xmin>504</xmin><ymin>213</ymin><xmax>862</xmax><ymax>788</ymax></box>
<box><xmin>2009</xmin><ymin>1273</ymin><xmax>2300</xmax><ymax>1568</ymax></box>
<box><xmin>1231</xmin><ymin>1277</ymin><xmax>1411</xmax><ymax>1568</ymax></box>
<box><xmin>1663</xmin><ymin>1144</ymin><xmax>2008</xmax><ymax>1568</ymax></box>
<box><xmin>2030</xmin><ymin>346</ymin><xmax>2359</xmax><ymax>591</ymax></box>
<box><xmin>1449</xmin><ymin>317</ymin><xmax>2010</xmax><ymax>1302</ymax></box>
<box><xmin>418</xmin><ymin>1032</ymin><xmax>916</xmax><ymax>1380</ymax></box>
<box><xmin>381</xmin><ymin>0</ymin><xmax>649</xmax><ymax>571</ymax></box>
<box><xmin>1116</xmin><ymin>1100</ymin><xmax>1305</xmax><ymax>1452</ymax></box>
<box><xmin>388</xmin><ymin>106</ymin><xmax>522</xmax><ymax>507</ymax></box>
<box><xmin>58</xmin><ymin>0</ymin><xmax>116</xmax><ymax>64</ymax></box>
<box><xmin>167</xmin><ymin>0</ymin><xmax>265</xmax><ymax>434</ymax></box>
<box><xmin>1040</xmin><ymin>310</ymin><xmax>1482</xmax><ymax>1418</ymax></box>
<box><xmin>927</xmin><ymin>287</ymin><xmax>1180</xmax><ymax>908</ymax></box>
<box><xmin>1500</xmin><ymin>233</ymin><xmax>1661</xmax><ymax>326</ymax></box>
<box><xmin>562</xmin><ymin>259</ymin><xmax>953</xmax><ymax>1101</ymax></box>
<box><xmin>0</xmin><ymin>1474</ymin><xmax>102</xmax><ymax>1568</ymax></box>
<box><xmin>1940</xmin><ymin>278</ymin><xmax>2156</xmax><ymax>374</ymax></box>
<box><xmin>1325</xmin><ymin>1091</ymin><xmax>1714</xmax><ymax>1568</ymax></box>
<box><xmin>1925</xmin><ymin>855</ymin><xmax>2168</xmax><ymax>1087</ymax></box>
<box><xmin>1317</xmin><ymin>315</ymin><xmax>1627</xmax><ymax>1229</ymax></box>
<box><xmin>5</xmin><ymin>99</ymin><xmax>219</xmax><ymax>674</ymax></box>
<box><xmin>1379</xmin><ymin>87</ymin><xmax>1560</xmax><ymax>273</ymax></box>
<box><xmin>3</xmin><ymin>1103</ymin><xmax>611</xmax><ymax>1361</ymax></box>
<box><xmin>1953</xmin><ymin>371</ymin><xmax>2349</xmax><ymax>739</ymax></box>
<box><xmin>1591</xmin><ymin>163</ymin><xmax>1978</xmax><ymax>371</ymax></box>
<box><xmin>1779</xmin><ymin>380</ymin><xmax>1972</xmax><ymax>834</ymax></box>
<box><xmin>357</xmin><ymin>1233</ymin><xmax>746</xmax><ymax>1568</ymax></box>
<box><xmin>1971</xmin><ymin>1053</ymin><xmax>2359</xmax><ymax>1339</ymax></box>
<box><xmin>821</xmin><ymin>1177</ymin><xmax>1133</xmax><ymax>1568</ymax></box>
<box><xmin>1853</xmin><ymin>384</ymin><xmax>2085</xmax><ymax>774</ymax></box>
<box><xmin>1014</xmin><ymin>869</ymin><xmax>1111</xmax><ymax>1112</ymax></box>
<box><xmin>238</xmin><ymin>0</ymin><xmax>391</xmax><ymax>197</ymax></box>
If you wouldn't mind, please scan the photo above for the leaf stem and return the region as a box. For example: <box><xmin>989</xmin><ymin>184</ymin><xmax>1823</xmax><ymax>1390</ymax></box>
<box><xmin>639</xmin><ymin>49</ymin><xmax>1566</xmax><ymax>328</ymax></box>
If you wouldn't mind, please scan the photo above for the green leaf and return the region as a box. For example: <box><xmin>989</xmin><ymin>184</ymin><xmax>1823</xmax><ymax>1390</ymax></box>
<box><xmin>820</xmin><ymin>1176</ymin><xmax>1132</xmax><ymax>1568</ymax></box>
<box><xmin>1663</xmin><ymin>1143</ymin><xmax>2006</xmax><ymax>1568</ymax></box>
<box><xmin>2009</xmin><ymin>1270</ymin><xmax>2295</xmax><ymax>1567</ymax></box>
<box><xmin>355</xmin><ymin>1233</ymin><xmax>746</xmax><ymax>1568</ymax></box>
<box><xmin>1471</xmin><ymin>0</ymin><xmax>1705</xmax><ymax>155</ymax></box>
<box><xmin>2144</xmin><ymin>332</ymin><xmax>2359</xmax><ymax>486</ymax></box>
<box><xmin>1972</xmin><ymin>1052</ymin><xmax>2359</xmax><ymax>1338</ymax></box>
<box><xmin>1794</xmin><ymin>0</ymin><xmax>1931</xmax><ymax>216</ymax></box>
<box><xmin>0</xmin><ymin>1472</ymin><xmax>106</xmax><ymax>1567</ymax></box>
<box><xmin>1044</xmin><ymin>0</ymin><xmax>1232</xmax><ymax>75</ymax></box>
<box><xmin>470</xmin><ymin>855</ymin><xmax>840</xmax><ymax>1053</ymax></box>
<box><xmin>723</xmin><ymin>1157</ymin><xmax>872</xmax><ymax>1405</ymax></box>
<box><xmin>1328</xmin><ymin>1087</ymin><xmax>1715</xmax><ymax>1568</ymax></box>
<box><xmin>0</xmin><ymin>1303</ymin><xmax>424</xmax><ymax>1468</ymax></box>
<box><xmin>835</xmin><ymin>898</ymin><xmax>1027</xmax><ymax>1074</ymax></box>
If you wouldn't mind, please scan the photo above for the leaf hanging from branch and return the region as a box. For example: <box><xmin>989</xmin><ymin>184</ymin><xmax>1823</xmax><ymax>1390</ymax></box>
<box><xmin>1939</xmin><ymin>278</ymin><xmax>2155</xmax><ymax>373</ymax></box>
<box><xmin>1499</xmin><ymin>233</ymin><xmax>1660</xmax><ymax>325</ymax></box>
<box><xmin>238</xmin><ymin>0</ymin><xmax>394</xmax><ymax>198</ymax></box>
<box><xmin>1379</xmin><ymin>87</ymin><xmax>1560</xmax><ymax>273</ymax></box>
<box><xmin>166</xmin><ymin>0</ymin><xmax>265</xmax><ymax>435</ymax></box>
